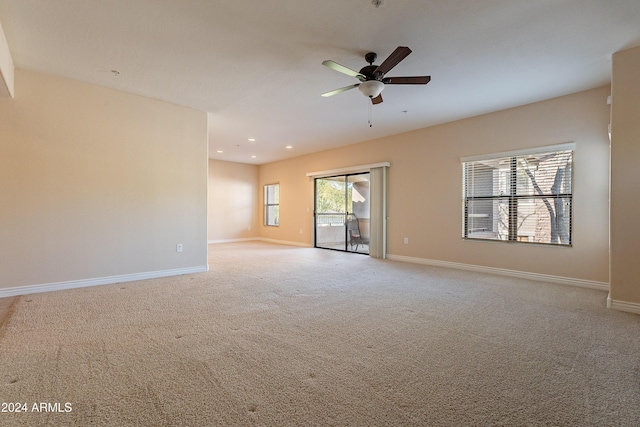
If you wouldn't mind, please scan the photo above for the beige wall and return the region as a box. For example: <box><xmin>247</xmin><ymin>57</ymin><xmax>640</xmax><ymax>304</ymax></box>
<box><xmin>258</xmin><ymin>86</ymin><xmax>611</xmax><ymax>283</ymax></box>
<box><xmin>259</xmin><ymin>159</ymin><xmax>316</xmax><ymax>245</ymax></box>
<box><xmin>208</xmin><ymin>159</ymin><xmax>259</xmax><ymax>242</ymax></box>
<box><xmin>610</xmin><ymin>46</ymin><xmax>640</xmax><ymax>305</ymax></box>
<box><xmin>0</xmin><ymin>69</ymin><xmax>208</xmax><ymax>289</ymax></box>
<box><xmin>1</xmin><ymin>66</ymin><xmax>625</xmax><ymax>301</ymax></box>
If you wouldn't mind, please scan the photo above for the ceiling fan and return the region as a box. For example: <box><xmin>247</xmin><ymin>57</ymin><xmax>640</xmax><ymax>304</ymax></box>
<box><xmin>321</xmin><ymin>46</ymin><xmax>431</xmax><ymax>104</ymax></box>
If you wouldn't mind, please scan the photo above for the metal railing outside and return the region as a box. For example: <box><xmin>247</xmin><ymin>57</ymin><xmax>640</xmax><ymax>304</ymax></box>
<box><xmin>316</xmin><ymin>213</ymin><xmax>347</xmax><ymax>226</ymax></box>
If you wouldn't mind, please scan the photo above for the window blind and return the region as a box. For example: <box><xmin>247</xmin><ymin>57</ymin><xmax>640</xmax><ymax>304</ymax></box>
<box><xmin>462</xmin><ymin>146</ymin><xmax>573</xmax><ymax>245</ymax></box>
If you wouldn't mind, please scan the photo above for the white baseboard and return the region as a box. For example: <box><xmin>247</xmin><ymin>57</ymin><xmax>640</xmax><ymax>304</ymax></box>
<box><xmin>257</xmin><ymin>238</ymin><xmax>312</xmax><ymax>247</ymax></box>
<box><xmin>607</xmin><ymin>293</ymin><xmax>640</xmax><ymax>315</ymax></box>
<box><xmin>208</xmin><ymin>238</ymin><xmax>258</xmax><ymax>244</ymax></box>
<box><xmin>0</xmin><ymin>265</ymin><xmax>209</xmax><ymax>298</ymax></box>
<box><xmin>208</xmin><ymin>237</ymin><xmax>312</xmax><ymax>248</ymax></box>
<box><xmin>386</xmin><ymin>254</ymin><xmax>610</xmax><ymax>291</ymax></box>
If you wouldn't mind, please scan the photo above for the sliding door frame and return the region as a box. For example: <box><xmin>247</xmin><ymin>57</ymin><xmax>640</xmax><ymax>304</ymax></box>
<box><xmin>307</xmin><ymin>162</ymin><xmax>389</xmax><ymax>258</ymax></box>
<box><xmin>313</xmin><ymin>172</ymin><xmax>370</xmax><ymax>254</ymax></box>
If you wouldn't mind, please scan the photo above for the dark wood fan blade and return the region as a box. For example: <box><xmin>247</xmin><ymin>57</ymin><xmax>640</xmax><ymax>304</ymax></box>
<box><xmin>373</xmin><ymin>46</ymin><xmax>412</xmax><ymax>76</ymax></box>
<box><xmin>371</xmin><ymin>94</ymin><xmax>383</xmax><ymax>104</ymax></box>
<box><xmin>322</xmin><ymin>60</ymin><xmax>366</xmax><ymax>80</ymax></box>
<box><xmin>321</xmin><ymin>84</ymin><xmax>360</xmax><ymax>97</ymax></box>
<box><xmin>383</xmin><ymin>76</ymin><xmax>431</xmax><ymax>85</ymax></box>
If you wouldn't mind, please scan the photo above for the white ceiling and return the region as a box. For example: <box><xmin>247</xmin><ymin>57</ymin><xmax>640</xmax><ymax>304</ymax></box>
<box><xmin>1</xmin><ymin>0</ymin><xmax>639</xmax><ymax>164</ymax></box>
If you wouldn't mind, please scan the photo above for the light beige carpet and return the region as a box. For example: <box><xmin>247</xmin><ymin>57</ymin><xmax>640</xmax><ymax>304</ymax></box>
<box><xmin>0</xmin><ymin>242</ymin><xmax>639</xmax><ymax>426</ymax></box>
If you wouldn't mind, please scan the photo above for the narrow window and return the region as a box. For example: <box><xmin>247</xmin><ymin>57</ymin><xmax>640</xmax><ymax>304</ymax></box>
<box><xmin>462</xmin><ymin>145</ymin><xmax>573</xmax><ymax>246</ymax></box>
<box><xmin>264</xmin><ymin>184</ymin><xmax>279</xmax><ymax>226</ymax></box>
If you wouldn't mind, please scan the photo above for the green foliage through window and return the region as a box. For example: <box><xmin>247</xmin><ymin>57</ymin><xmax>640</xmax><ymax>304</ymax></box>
<box><xmin>315</xmin><ymin>178</ymin><xmax>352</xmax><ymax>213</ymax></box>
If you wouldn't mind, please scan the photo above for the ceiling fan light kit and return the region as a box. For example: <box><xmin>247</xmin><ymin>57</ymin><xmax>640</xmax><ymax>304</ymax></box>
<box><xmin>321</xmin><ymin>46</ymin><xmax>431</xmax><ymax>105</ymax></box>
<box><xmin>358</xmin><ymin>80</ymin><xmax>385</xmax><ymax>98</ymax></box>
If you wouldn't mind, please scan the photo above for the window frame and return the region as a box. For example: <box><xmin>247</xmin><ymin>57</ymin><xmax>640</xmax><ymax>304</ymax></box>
<box><xmin>264</xmin><ymin>183</ymin><xmax>280</xmax><ymax>227</ymax></box>
<box><xmin>461</xmin><ymin>143</ymin><xmax>574</xmax><ymax>246</ymax></box>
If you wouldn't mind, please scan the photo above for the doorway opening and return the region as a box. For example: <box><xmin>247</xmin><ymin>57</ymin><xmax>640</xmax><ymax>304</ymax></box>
<box><xmin>314</xmin><ymin>173</ymin><xmax>370</xmax><ymax>254</ymax></box>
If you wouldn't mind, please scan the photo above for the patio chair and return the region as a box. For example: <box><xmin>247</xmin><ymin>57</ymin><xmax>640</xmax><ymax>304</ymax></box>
<box><xmin>346</xmin><ymin>215</ymin><xmax>369</xmax><ymax>252</ymax></box>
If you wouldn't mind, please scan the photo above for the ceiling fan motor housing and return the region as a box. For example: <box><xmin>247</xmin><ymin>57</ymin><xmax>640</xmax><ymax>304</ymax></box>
<box><xmin>361</xmin><ymin>52</ymin><xmax>382</xmax><ymax>80</ymax></box>
<box><xmin>359</xmin><ymin>65</ymin><xmax>381</xmax><ymax>80</ymax></box>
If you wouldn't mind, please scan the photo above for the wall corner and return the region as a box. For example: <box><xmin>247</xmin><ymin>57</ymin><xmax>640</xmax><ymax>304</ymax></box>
<box><xmin>0</xmin><ymin>21</ymin><xmax>15</xmax><ymax>98</ymax></box>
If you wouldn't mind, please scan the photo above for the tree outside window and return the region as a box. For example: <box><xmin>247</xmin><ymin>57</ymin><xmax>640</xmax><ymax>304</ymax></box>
<box><xmin>463</xmin><ymin>146</ymin><xmax>573</xmax><ymax>246</ymax></box>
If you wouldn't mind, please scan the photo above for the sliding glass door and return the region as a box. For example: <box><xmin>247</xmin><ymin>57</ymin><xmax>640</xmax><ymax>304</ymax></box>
<box><xmin>314</xmin><ymin>173</ymin><xmax>370</xmax><ymax>254</ymax></box>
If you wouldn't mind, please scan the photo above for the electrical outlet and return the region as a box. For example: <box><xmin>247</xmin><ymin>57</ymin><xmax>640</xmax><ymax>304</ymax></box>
<box><xmin>176</xmin><ymin>244</ymin><xmax>183</xmax><ymax>252</ymax></box>
<box><xmin>404</xmin><ymin>237</ymin><xmax>409</xmax><ymax>244</ymax></box>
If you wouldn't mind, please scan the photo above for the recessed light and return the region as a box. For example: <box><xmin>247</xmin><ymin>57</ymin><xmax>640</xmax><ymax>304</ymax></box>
<box><xmin>251</xmin><ymin>155</ymin><xmax>257</xmax><ymax>158</ymax></box>
<box><xmin>285</xmin><ymin>145</ymin><xmax>293</xmax><ymax>149</ymax></box>
<box><xmin>216</xmin><ymin>150</ymin><xmax>223</xmax><ymax>153</ymax></box>
<box><xmin>248</xmin><ymin>138</ymin><xmax>256</xmax><ymax>142</ymax></box>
